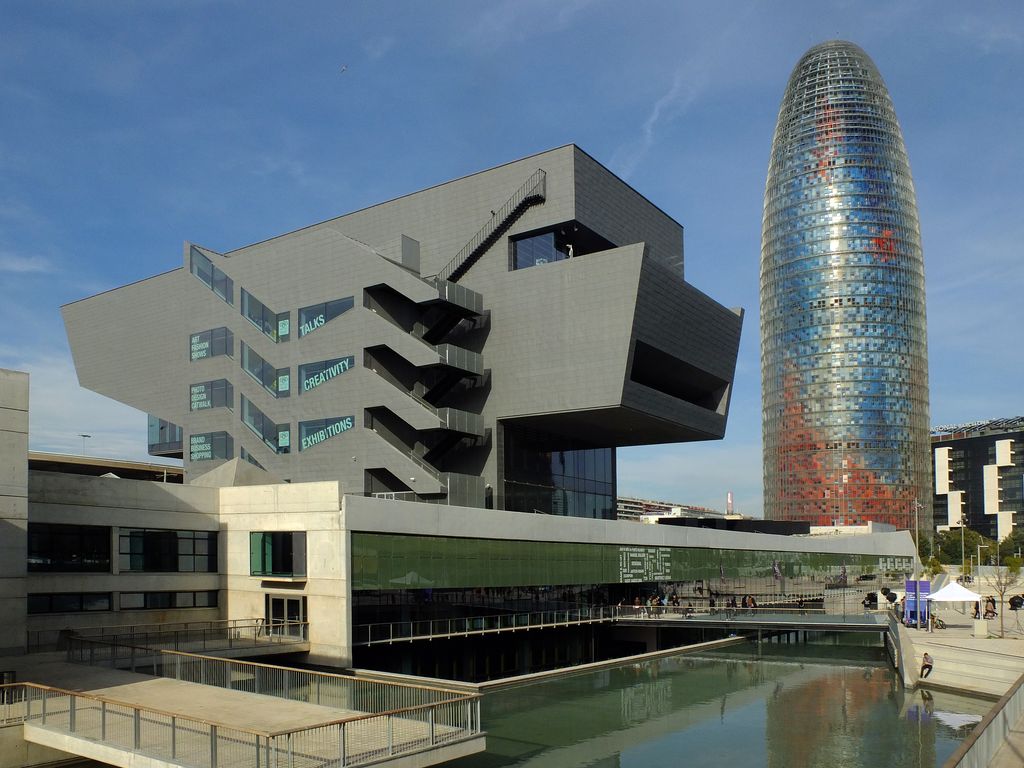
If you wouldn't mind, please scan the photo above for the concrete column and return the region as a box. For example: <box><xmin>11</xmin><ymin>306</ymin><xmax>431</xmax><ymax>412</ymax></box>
<box><xmin>0</xmin><ymin>369</ymin><xmax>28</xmax><ymax>656</ymax></box>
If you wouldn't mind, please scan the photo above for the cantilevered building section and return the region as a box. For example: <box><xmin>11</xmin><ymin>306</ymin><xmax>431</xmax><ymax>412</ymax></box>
<box><xmin>761</xmin><ymin>42</ymin><xmax>930</xmax><ymax>530</ymax></box>
<box><xmin>65</xmin><ymin>145</ymin><xmax>742</xmax><ymax>517</ymax></box>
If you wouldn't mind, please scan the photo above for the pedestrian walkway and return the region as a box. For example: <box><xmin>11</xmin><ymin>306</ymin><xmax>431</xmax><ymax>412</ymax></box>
<box><xmin>3</xmin><ymin>653</ymin><xmax>485</xmax><ymax>768</ymax></box>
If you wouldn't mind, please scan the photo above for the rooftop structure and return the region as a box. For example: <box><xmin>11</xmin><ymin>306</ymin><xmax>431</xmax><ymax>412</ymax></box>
<box><xmin>760</xmin><ymin>41</ymin><xmax>931</xmax><ymax>531</ymax></box>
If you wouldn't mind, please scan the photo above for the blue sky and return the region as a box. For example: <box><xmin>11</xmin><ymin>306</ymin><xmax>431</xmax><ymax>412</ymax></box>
<box><xmin>2</xmin><ymin>1</ymin><xmax>1021</xmax><ymax>516</ymax></box>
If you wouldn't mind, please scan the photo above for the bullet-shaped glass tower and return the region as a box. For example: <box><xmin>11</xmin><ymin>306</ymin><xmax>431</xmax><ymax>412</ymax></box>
<box><xmin>761</xmin><ymin>41</ymin><xmax>930</xmax><ymax>531</ymax></box>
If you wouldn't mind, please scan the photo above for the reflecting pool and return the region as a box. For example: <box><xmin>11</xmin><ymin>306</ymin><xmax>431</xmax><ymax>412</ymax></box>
<box><xmin>450</xmin><ymin>643</ymin><xmax>989</xmax><ymax>768</ymax></box>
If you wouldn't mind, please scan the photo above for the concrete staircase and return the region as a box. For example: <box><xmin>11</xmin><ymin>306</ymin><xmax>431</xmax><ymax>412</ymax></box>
<box><xmin>910</xmin><ymin>636</ymin><xmax>1024</xmax><ymax>698</ymax></box>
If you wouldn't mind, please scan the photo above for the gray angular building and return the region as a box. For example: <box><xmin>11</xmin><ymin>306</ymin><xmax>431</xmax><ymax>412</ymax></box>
<box><xmin>760</xmin><ymin>42</ymin><xmax>931</xmax><ymax>531</ymax></box>
<box><xmin>64</xmin><ymin>145</ymin><xmax>743</xmax><ymax>517</ymax></box>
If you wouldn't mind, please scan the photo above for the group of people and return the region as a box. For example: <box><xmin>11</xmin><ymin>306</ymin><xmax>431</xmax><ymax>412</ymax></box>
<box><xmin>619</xmin><ymin>592</ymin><xmax>762</xmax><ymax>618</ymax></box>
<box><xmin>972</xmin><ymin>595</ymin><xmax>999</xmax><ymax>620</ymax></box>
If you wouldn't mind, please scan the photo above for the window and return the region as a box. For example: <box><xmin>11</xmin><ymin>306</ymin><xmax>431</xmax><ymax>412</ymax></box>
<box><xmin>241</xmin><ymin>395</ymin><xmax>290</xmax><ymax>454</ymax></box>
<box><xmin>241</xmin><ymin>343</ymin><xmax>290</xmax><ymax>398</ymax></box>
<box><xmin>190</xmin><ymin>327</ymin><xmax>234</xmax><ymax>361</ymax></box>
<box><xmin>27</xmin><ymin>523</ymin><xmax>111</xmax><ymax>572</ymax></box>
<box><xmin>298</xmin><ymin>356</ymin><xmax>355</xmax><ymax>394</ymax></box>
<box><xmin>28</xmin><ymin>593</ymin><xmax>111</xmax><ymax>614</ymax></box>
<box><xmin>299</xmin><ymin>416</ymin><xmax>355</xmax><ymax>451</ymax></box>
<box><xmin>189</xmin><ymin>379</ymin><xmax>233</xmax><ymax>411</ymax></box>
<box><xmin>189</xmin><ymin>431</ymin><xmax>233</xmax><ymax>461</ymax></box>
<box><xmin>298</xmin><ymin>297</ymin><xmax>354</xmax><ymax>338</ymax></box>
<box><xmin>120</xmin><ymin>591</ymin><xmax>219</xmax><ymax>610</ymax></box>
<box><xmin>148</xmin><ymin>415</ymin><xmax>183</xmax><ymax>455</ymax></box>
<box><xmin>119</xmin><ymin>529</ymin><xmax>218</xmax><ymax>572</ymax></box>
<box><xmin>240</xmin><ymin>446</ymin><xmax>266</xmax><ymax>470</ymax></box>
<box><xmin>250</xmin><ymin>532</ymin><xmax>306</xmax><ymax>577</ymax></box>
<box><xmin>510</xmin><ymin>223</ymin><xmax>615</xmax><ymax>271</ymax></box>
<box><xmin>189</xmin><ymin>247</ymin><xmax>233</xmax><ymax>304</ymax></box>
<box><xmin>241</xmin><ymin>289</ymin><xmax>290</xmax><ymax>342</ymax></box>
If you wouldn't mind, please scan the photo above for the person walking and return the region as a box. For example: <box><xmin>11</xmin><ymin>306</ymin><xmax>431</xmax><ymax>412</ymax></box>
<box><xmin>920</xmin><ymin>652</ymin><xmax>934</xmax><ymax>679</ymax></box>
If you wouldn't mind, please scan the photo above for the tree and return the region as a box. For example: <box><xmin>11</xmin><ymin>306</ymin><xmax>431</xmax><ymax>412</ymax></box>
<box><xmin>998</xmin><ymin>529</ymin><xmax>1024</xmax><ymax>563</ymax></box>
<box><xmin>992</xmin><ymin>556</ymin><xmax>1023</xmax><ymax>638</ymax></box>
<box><xmin>933</xmin><ymin>528</ymin><xmax>995</xmax><ymax>569</ymax></box>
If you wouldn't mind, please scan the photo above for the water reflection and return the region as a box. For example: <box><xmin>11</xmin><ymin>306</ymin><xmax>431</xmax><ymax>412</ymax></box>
<box><xmin>452</xmin><ymin>645</ymin><xmax>989</xmax><ymax>768</ymax></box>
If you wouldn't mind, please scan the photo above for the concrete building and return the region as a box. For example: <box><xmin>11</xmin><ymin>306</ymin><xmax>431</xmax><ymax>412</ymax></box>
<box><xmin>64</xmin><ymin>145</ymin><xmax>744</xmax><ymax>518</ymax></box>
<box><xmin>760</xmin><ymin>41</ymin><xmax>931</xmax><ymax>531</ymax></box>
<box><xmin>933</xmin><ymin>418</ymin><xmax>1024</xmax><ymax>542</ymax></box>
<box><xmin>2</xmin><ymin>368</ymin><xmax>919</xmax><ymax>671</ymax></box>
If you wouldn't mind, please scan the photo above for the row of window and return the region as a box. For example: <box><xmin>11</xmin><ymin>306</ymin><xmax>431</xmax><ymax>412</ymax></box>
<box><xmin>194</xmin><ymin>343</ymin><xmax>353</xmax><ymax>403</ymax></box>
<box><xmin>27</xmin><ymin>524</ymin><xmax>219</xmax><ymax>573</ymax></box>
<box><xmin>189</xmin><ymin>246</ymin><xmax>353</xmax><ymax>345</ymax></box>
<box><xmin>28</xmin><ymin>590</ymin><xmax>219</xmax><ymax>615</ymax></box>
<box><xmin>190</xmin><ymin>413</ymin><xmax>356</xmax><ymax>463</ymax></box>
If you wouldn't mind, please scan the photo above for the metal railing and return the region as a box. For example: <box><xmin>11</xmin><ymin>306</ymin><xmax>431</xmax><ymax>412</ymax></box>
<box><xmin>2</xmin><ymin>681</ymin><xmax>481</xmax><ymax>768</ymax></box>
<box><xmin>435</xmin><ymin>169</ymin><xmax>546</xmax><ymax>283</ymax></box>
<box><xmin>943</xmin><ymin>669</ymin><xmax>1024</xmax><ymax>768</ymax></box>
<box><xmin>354</xmin><ymin>603</ymin><xmax>890</xmax><ymax>645</ymax></box>
<box><xmin>66</xmin><ymin>621</ymin><xmax>308</xmax><ymax>661</ymax></box>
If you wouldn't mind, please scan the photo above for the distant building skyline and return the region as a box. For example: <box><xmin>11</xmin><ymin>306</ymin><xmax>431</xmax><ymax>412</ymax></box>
<box><xmin>760</xmin><ymin>41</ymin><xmax>931</xmax><ymax>531</ymax></box>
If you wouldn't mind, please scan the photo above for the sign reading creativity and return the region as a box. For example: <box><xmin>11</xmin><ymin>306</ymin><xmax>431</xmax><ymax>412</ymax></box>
<box><xmin>300</xmin><ymin>356</ymin><xmax>355</xmax><ymax>393</ymax></box>
<box><xmin>299</xmin><ymin>416</ymin><xmax>355</xmax><ymax>451</ymax></box>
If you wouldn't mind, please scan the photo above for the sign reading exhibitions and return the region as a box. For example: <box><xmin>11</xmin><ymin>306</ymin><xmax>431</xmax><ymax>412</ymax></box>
<box><xmin>299</xmin><ymin>416</ymin><xmax>355</xmax><ymax>451</ymax></box>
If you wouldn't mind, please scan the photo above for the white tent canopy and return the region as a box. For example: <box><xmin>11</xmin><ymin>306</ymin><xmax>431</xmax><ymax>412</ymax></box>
<box><xmin>927</xmin><ymin>582</ymin><xmax>982</xmax><ymax>602</ymax></box>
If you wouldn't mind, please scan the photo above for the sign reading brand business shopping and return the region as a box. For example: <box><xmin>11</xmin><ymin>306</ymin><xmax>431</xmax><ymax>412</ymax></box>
<box><xmin>618</xmin><ymin>546</ymin><xmax>671</xmax><ymax>583</ymax></box>
<box><xmin>190</xmin><ymin>433</ymin><xmax>213</xmax><ymax>461</ymax></box>
<box><xmin>300</xmin><ymin>356</ymin><xmax>355</xmax><ymax>393</ymax></box>
<box><xmin>299</xmin><ymin>416</ymin><xmax>355</xmax><ymax>451</ymax></box>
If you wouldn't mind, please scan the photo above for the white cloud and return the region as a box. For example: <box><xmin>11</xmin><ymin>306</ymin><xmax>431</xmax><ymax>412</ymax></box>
<box><xmin>0</xmin><ymin>251</ymin><xmax>53</xmax><ymax>274</ymax></box>
<box><xmin>362</xmin><ymin>35</ymin><xmax>396</xmax><ymax>61</ymax></box>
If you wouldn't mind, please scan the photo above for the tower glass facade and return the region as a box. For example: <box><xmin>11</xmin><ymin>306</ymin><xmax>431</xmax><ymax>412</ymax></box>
<box><xmin>761</xmin><ymin>41</ymin><xmax>930</xmax><ymax>530</ymax></box>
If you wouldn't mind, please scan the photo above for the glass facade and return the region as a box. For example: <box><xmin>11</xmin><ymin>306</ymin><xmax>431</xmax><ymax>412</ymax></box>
<box><xmin>189</xmin><ymin>430</ymin><xmax>232</xmax><ymax>461</ymax></box>
<box><xmin>351</xmin><ymin>532</ymin><xmax>913</xmax><ymax>591</ymax></box>
<box><xmin>189</xmin><ymin>379</ymin><xmax>232</xmax><ymax>411</ymax></box>
<box><xmin>189</xmin><ymin>327</ymin><xmax>233</xmax><ymax>361</ymax></box>
<box><xmin>250</xmin><ymin>531</ymin><xmax>306</xmax><ymax>577</ymax></box>
<box><xmin>120</xmin><ymin>591</ymin><xmax>218</xmax><ymax>610</ymax></box>
<box><xmin>761</xmin><ymin>41</ymin><xmax>930</xmax><ymax>529</ymax></box>
<box><xmin>27</xmin><ymin>523</ymin><xmax>111</xmax><ymax>572</ymax></box>
<box><xmin>241</xmin><ymin>289</ymin><xmax>290</xmax><ymax>342</ymax></box>
<box><xmin>298</xmin><ymin>356</ymin><xmax>355</xmax><ymax>394</ymax></box>
<box><xmin>28</xmin><ymin>593</ymin><xmax>112</xmax><ymax>614</ymax></box>
<box><xmin>118</xmin><ymin>528</ymin><xmax>218</xmax><ymax>572</ymax></box>
<box><xmin>503</xmin><ymin>425</ymin><xmax>615</xmax><ymax>519</ymax></box>
<box><xmin>241</xmin><ymin>395</ymin><xmax>291</xmax><ymax>454</ymax></box>
<box><xmin>241</xmin><ymin>343</ymin><xmax>290</xmax><ymax>398</ymax></box>
<box><xmin>189</xmin><ymin>246</ymin><xmax>233</xmax><ymax>304</ymax></box>
<box><xmin>298</xmin><ymin>297</ymin><xmax>354</xmax><ymax>337</ymax></box>
<box><xmin>148</xmin><ymin>415</ymin><xmax>183</xmax><ymax>456</ymax></box>
<box><xmin>298</xmin><ymin>415</ymin><xmax>355</xmax><ymax>451</ymax></box>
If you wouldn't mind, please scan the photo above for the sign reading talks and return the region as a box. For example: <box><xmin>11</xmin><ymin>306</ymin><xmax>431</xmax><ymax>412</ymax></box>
<box><xmin>300</xmin><ymin>356</ymin><xmax>355</xmax><ymax>393</ymax></box>
<box><xmin>300</xmin><ymin>416</ymin><xmax>355</xmax><ymax>451</ymax></box>
<box><xmin>618</xmin><ymin>546</ymin><xmax>672</xmax><ymax>583</ymax></box>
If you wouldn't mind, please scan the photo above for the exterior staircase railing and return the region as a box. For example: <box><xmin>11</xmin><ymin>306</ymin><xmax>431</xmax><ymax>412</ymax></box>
<box><xmin>434</xmin><ymin>169</ymin><xmax>546</xmax><ymax>284</ymax></box>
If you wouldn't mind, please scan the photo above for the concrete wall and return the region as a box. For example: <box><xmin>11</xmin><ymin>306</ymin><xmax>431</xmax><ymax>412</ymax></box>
<box><xmin>26</xmin><ymin>472</ymin><xmax>221</xmax><ymax>644</ymax></box>
<box><xmin>219</xmin><ymin>481</ymin><xmax>349</xmax><ymax>664</ymax></box>
<box><xmin>0</xmin><ymin>369</ymin><xmax>28</xmax><ymax>656</ymax></box>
